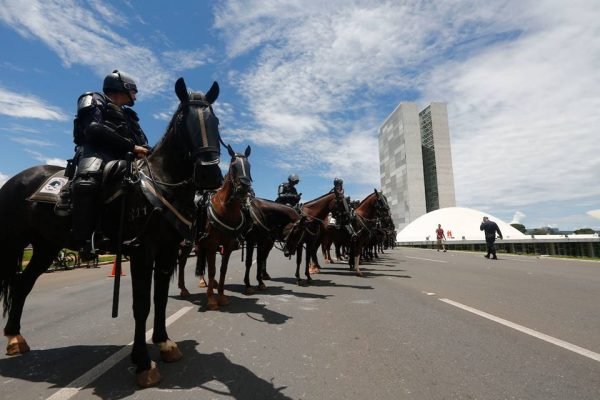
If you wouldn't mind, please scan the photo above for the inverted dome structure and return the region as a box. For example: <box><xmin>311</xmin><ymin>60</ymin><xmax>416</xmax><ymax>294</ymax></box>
<box><xmin>396</xmin><ymin>207</ymin><xmax>527</xmax><ymax>242</ymax></box>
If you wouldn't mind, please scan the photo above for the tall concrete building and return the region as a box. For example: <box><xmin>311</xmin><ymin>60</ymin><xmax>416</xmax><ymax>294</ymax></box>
<box><xmin>379</xmin><ymin>102</ymin><xmax>455</xmax><ymax>231</ymax></box>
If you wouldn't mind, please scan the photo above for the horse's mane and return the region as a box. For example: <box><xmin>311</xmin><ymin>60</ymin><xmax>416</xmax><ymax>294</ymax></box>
<box><xmin>356</xmin><ymin>191</ymin><xmax>378</xmax><ymax>209</ymax></box>
<box><xmin>302</xmin><ymin>191</ymin><xmax>335</xmax><ymax>208</ymax></box>
<box><xmin>152</xmin><ymin>103</ymin><xmax>183</xmax><ymax>149</ymax></box>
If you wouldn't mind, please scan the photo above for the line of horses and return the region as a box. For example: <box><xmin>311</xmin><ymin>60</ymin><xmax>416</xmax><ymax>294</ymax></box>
<box><xmin>0</xmin><ymin>78</ymin><xmax>395</xmax><ymax>388</ymax></box>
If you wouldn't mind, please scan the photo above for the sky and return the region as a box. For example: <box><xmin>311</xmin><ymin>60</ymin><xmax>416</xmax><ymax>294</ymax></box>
<box><xmin>0</xmin><ymin>0</ymin><xmax>599</xmax><ymax>231</ymax></box>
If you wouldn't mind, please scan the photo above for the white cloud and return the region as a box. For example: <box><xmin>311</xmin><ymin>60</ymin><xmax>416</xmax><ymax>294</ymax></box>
<box><xmin>0</xmin><ymin>172</ymin><xmax>8</xmax><ymax>187</ymax></box>
<box><xmin>162</xmin><ymin>48</ymin><xmax>213</xmax><ymax>71</ymax></box>
<box><xmin>10</xmin><ymin>137</ymin><xmax>55</xmax><ymax>147</ymax></box>
<box><xmin>423</xmin><ymin>2</ymin><xmax>600</xmax><ymax>210</ymax></box>
<box><xmin>0</xmin><ymin>0</ymin><xmax>207</xmax><ymax>95</ymax></box>
<box><xmin>509</xmin><ymin>211</ymin><xmax>526</xmax><ymax>224</ymax></box>
<box><xmin>24</xmin><ymin>149</ymin><xmax>66</xmax><ymax>166</ymax></box>
<box><xmin>46</xmin><ymin>158</ymin><xmax>68</xmax><ymax>167</ymax></box>
<box><xmin>215</xmin><ymin>0</ymin><xmax>600</xmax><ymax>227</ymax></box>
<box><xmin>0</xmin><ymin>86</ymin><xmax>67</xmax><ymax>120</ymax></box>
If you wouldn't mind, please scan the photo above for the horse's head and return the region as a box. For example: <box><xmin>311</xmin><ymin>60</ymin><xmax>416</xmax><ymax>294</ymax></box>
<box><xmin>225</xmin><ymin>144</ymin><xmax>252</xmax><ymax>200</ymax></box>
<box><xmin>172</xmin><ymin>77</ymin><xmax>223</xmax><ymax>190</ymax></box>
<box><xmin>374</xmin><ymin>189</ymin><xmax>390</xmax><ymax>218</ymax></box>
<box><xmin>282</xmin><ymin>214</ymin><xmax>308</xmax><ymax>257</ymax></box>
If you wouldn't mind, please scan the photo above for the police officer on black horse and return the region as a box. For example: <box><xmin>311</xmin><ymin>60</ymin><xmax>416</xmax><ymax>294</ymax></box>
<box><xmin>55</xmin><ymin>70</ymin><xmax>152</xmax><ymax>258</ymax></box>
<box><xmin>275</xmin><ymin>174</ymin><xmax>301</xmax><ymax>207</ymax></box>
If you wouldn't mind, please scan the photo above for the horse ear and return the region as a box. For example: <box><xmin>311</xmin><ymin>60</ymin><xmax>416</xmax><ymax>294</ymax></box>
<box><xmin>175</xmin><ymin>78</ymin><xmax>189</xmax><ymax>103</ymax></box>
<box><xmin>205</xmin><ymin>81</ymin><xmax>220</xmax><ymax>104</ymax></box>
<box><xmin>374</xmin><ymin>188</ymin><xmax>378</xmax><ymax>194</ymax></box>
<box><xmin>244</xmin><ymin>145</ymin><xmax>251</xmax><ymax>157</ymax></box>
<box><xmin>227</xmin><ymin>144</ymin><xmax>235</xmax><ymax>158</ymax></box>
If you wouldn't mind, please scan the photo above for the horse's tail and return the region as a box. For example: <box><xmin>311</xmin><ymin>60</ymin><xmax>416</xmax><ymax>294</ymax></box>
<box><xmin>195</xmin><ymin>247</ymin><xmax>206</xmax><ymax>277</ymax></box>
<box><xmin>0</xmin><ymin>244</ymin><xmax>22</xmax><ymax>318</ymax></box>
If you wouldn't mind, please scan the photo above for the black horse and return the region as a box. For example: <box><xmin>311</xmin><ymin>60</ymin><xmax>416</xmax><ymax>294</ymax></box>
<box><xmin>243</xmin><ymin>198</ymin><xmax>306</xmax><ymax>293</ymax></box>
<box><xmin>0</xmin><ymin>77</ymin><xmax>223</xmax><ymax>387</ymax></box>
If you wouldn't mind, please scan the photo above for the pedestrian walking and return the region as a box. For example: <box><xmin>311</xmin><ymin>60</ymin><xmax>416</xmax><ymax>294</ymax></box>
<box><xmin>480</xmin><ymin>216</ymin><xmax>503</xmax><ymax>259</ymax></box>
<box><xmin>436</xmin><ymin>224</ymin><xmax>447</xmax><ymax>252</ymax></box>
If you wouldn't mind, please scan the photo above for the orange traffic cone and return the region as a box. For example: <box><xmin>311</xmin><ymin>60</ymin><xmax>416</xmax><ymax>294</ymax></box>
<box><xmin>107</xmin><ymin>260</ymin><xmax>126</xmax><ymax>277</ymax></box>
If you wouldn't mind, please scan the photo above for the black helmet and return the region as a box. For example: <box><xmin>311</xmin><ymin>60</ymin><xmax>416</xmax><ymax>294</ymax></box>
<box><xmin>333</xmin><ymin>177</ymin><xmax>343</xmax><ymax>186</ymax></box>
<box><xmin>288</xmin><ymin>174</ymin><xmax>299</xmax><ymax>184</ymax></box>
<box><xmin>103</xmin><ymin>70</ymin><xmax>138</xmax><ymax>94</ymax></box>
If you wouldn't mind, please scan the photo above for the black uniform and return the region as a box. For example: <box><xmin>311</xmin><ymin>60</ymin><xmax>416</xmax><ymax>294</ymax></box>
<box><xmin>480</xmin><ymin>219</ymin><xmax>503</xmax><ymax>259</ymax></box>
<box><xmin>276</xmin><ymin>182</ymin><xmax>300</xmax><ymax>206</ymax></box>
<box><xmin>69</xmin><ymin>92</ymin><xmax>149</xmax><ymax>245</ymax></box>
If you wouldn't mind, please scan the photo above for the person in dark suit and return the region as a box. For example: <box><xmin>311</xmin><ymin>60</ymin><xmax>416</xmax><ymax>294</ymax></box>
<box><xmin>480</xmin><ymin>216</ymin><xmax>503</xmax><ymax>259</ymax></box>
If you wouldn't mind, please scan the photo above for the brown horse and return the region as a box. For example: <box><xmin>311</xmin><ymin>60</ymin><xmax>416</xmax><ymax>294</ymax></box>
<box><xmin>294</xmin><ymin>190</ymin><xmax>350</xmax><ymax>284</ymax></box>
<box><xmin>195</xmin><ymin>145</ymin><xmax>252</xmax><ymax>310</ymax></box>
<box><xmin>0</xmin><ymin>77</ymin><xmax>222</xmax><ymax>387</ymax></box>
<box><xmin>349</xmin><ymin>190</ymin><xmax>390</xmax><ymax>276</ymax></box>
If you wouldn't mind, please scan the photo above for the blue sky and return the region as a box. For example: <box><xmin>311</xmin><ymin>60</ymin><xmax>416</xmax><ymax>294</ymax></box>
<box><xmin>1</xmin><ymin>0</ymin><xmax>599</xmax><ymax>231</ymax></box>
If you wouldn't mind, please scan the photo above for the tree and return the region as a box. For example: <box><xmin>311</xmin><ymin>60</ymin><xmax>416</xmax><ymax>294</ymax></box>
<box><xmin>574</xmin><ymin>228</ymin><xmax>596</xmax><ymax>234</ymax></box>
<box><xmin>531</xmin><ymin>228</ymin><xmax>548</xmax><ymax>235</ymax></box>
<box><xmin>510</xmin><ymin>223</ymin><xmax>527</xmax><ymax>234</ymax></box>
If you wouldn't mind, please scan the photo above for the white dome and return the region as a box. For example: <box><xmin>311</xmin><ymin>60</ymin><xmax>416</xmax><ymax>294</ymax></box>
<box><xmin>396</xmin><ymin>207</ymin><xmax>527</xmax><ymax>242</ymax></box>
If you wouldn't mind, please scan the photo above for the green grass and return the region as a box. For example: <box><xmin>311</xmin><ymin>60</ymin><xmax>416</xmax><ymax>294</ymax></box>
<box><xmin>21</xmin><ymin>249</ymin><xmax>116</xmax><ymax>269</ymax></box>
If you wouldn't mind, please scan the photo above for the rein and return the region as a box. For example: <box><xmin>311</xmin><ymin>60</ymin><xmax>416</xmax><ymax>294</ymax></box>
<box><xmin>139</xmin><ymin>156</ymin><xmax>192</xmax><ymax>189</ymax></box>
<box><xmin>208</xmin><ymin>202</ymin><xmax>246</xmax><ymax>233</ymax></box>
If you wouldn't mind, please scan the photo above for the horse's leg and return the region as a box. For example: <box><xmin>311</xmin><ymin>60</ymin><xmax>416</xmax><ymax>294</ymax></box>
<box><xmin>321</xmin><ymin>240</ymin><xmax>330</xmax><ymax>263</ymax></box>
<box><xmin>217</xmin><ymin>247</ymin><xmax>232</xmax><ymax>306</ymax></box>
<box><xmin>195</xmin><ymin>251</ymin><xmax>207</xmax><ymax>288</ymax></box>
<box><xmin>152</xmin><ymin>245</ymin><xmax>182</xmax><ymax>364</ymax></box>
<box><xmin>353</xmin><ymin>243</ymin><xmax>364</xmax><ymax>277</ymax></box>
<box><xmin>261</xmin><ymin>241</ymin><xmax>273</xmax><ymax>281</ymax></box>
<box><xmin>335</xmin><ymin>243</ymin><xmax>342</xmax><ymax>261</ymax></box>
<box><xmin>256</xmin><ymin>243</ymin><xmax>269</xmax><ymax>291</ymax></box>
<box><xmin>177</xmin><ymin>244</ymin><xmax>190</xmax><ymax>297</ymax></box>
<box><xmin>243</xmin><ymin>241</ymin><xmax>255</xmax><ymax>294</ymax></box>
<box><xmin>308</xmin><ymin>240</ymin><xmax>321</xmax><ymax>274</ymax></box>
<box><xmin>205</xmin><ymin>246</ymin><xmax>219</xmax><ymax>310</ymax></box>
<box><xmin>4</xmin><ymin>242</ymin><xmax>58</xmax><ymax>355</ymax></box>
<box><xmin>305</xmin><ymin>241</ymin><xmax>314</xmax><ymax>282</ymax></box>
<box><xmin>129</xmin><ymin>250</ymin><xmax>161</xmax><ymax>387</ymax></box>
<box><xmin>295</xmin><ymin>245</ymin><xmax>304</xmax><ymax>285</ymax></box>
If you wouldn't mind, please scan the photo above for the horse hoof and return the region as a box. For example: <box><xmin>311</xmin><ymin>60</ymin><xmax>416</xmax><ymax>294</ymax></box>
<box><xmin>258</xmin><ymin>283</ymin><xmax>267</xmax><ymax>291</ymax></box>
<box><xmin>207</xmin><ymin>299</ymin><xmax>219</xmax><ymax>310</ymax></box>
<box><xmin>198</xmin><ymin>279</ymin><xmax>207</xmax><ymax>288</ymax></box>
<box><xmin>218</xmin><ymin>295</ymin><xmax>230</xmax><ymax>306</ymax></box>
<box><xmin>296</xmin><ymin>279</ymin><xmax>307</xmax><ymax>287</ymax></box>
<box><xmin>137</xmin><ymin>361</ymin><xmax>162</xmax><ymax>388</ymax></box>
<box><xmin>355</xmin><ymin>271</ymin><xmax>364</xmax><ymax>277</ymax></box>
<box><xmin>244</xmin><ymin>287</ymin><xmax>255</xmax><ymax>296</ymax></box>
<box><xmin>262</xmin><ymin>273</ymin><xmax>271</xmax><ymax>280</ymax></box>
<box><xmin>309</xmin><ymin>267</ymin><xmax>320</xmax><ymax>274</ymax></box>
<box><xmin>159</xmin><ymin>339</ymin><xmax>183</xmax><ymax>363</ymax></box>
<box><xmin>179</xmin><ymin>288</ymin><xmax>190</xmax><ymax>297</ymax></box>
<box><xmin>6</xmin><ymin>335</ymin><xmax>30</xmax><ymax>356</ymax></box>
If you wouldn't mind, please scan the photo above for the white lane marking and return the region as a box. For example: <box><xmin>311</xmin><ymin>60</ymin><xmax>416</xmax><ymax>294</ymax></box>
<box><xmin>405</xmin><ymin>256</ymin><xmax>448</xmax><ymax>263</ymax></box>
<box><xmin>440</xmin><ymin>298</ymin><xmax>600</xmax><ymax>363</ymax></box>
<box><xmin>46</xmin><ymin>306</ymin><xmax>194</xmax><ymax>400</ymax></box>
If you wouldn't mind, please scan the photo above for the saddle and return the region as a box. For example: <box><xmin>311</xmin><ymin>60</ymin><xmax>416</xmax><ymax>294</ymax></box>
<box><xmin>28</xmin><ymin>170</ymin><xmax>69</xmax><ymax>203</ymax></box>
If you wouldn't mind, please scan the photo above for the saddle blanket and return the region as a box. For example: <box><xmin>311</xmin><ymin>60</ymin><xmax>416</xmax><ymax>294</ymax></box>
<box><xmin>28</xmin><ymin>170</ymin><xmax>68</xmax><ymax>204</ymax></box>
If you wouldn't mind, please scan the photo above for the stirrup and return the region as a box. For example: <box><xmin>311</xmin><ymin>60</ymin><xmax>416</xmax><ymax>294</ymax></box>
<box><xmin>54</xmin><ymin>200</ymin><xmax>72</xmax><ymax>217</ymax></box>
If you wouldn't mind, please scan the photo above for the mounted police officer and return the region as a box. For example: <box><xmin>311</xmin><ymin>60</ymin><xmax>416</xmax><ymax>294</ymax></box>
<box><xmin>56</xmin><ymin>70</ymin><xmax>151</xmax><ymax>257</ymax></box>
<box><xmin>332</xmin><ymin>177</ymin><xmax>344</xmax><ymax>195</ymax></box>
<box><xmin>329</xmin><ymin>177</ymin><xmax>356</xmax><ymax>239</ymax></box>
<box><xmin>275</xmin><ymin>174</ymin><xmax>301</xmax><ymax>207</ymax></box>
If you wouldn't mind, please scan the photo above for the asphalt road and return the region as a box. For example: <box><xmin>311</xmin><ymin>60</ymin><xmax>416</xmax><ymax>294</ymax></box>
<box><xmin>0</xmin><ymin>248</ymin><xmax>598</xmax><ymax>399</ymax></box>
